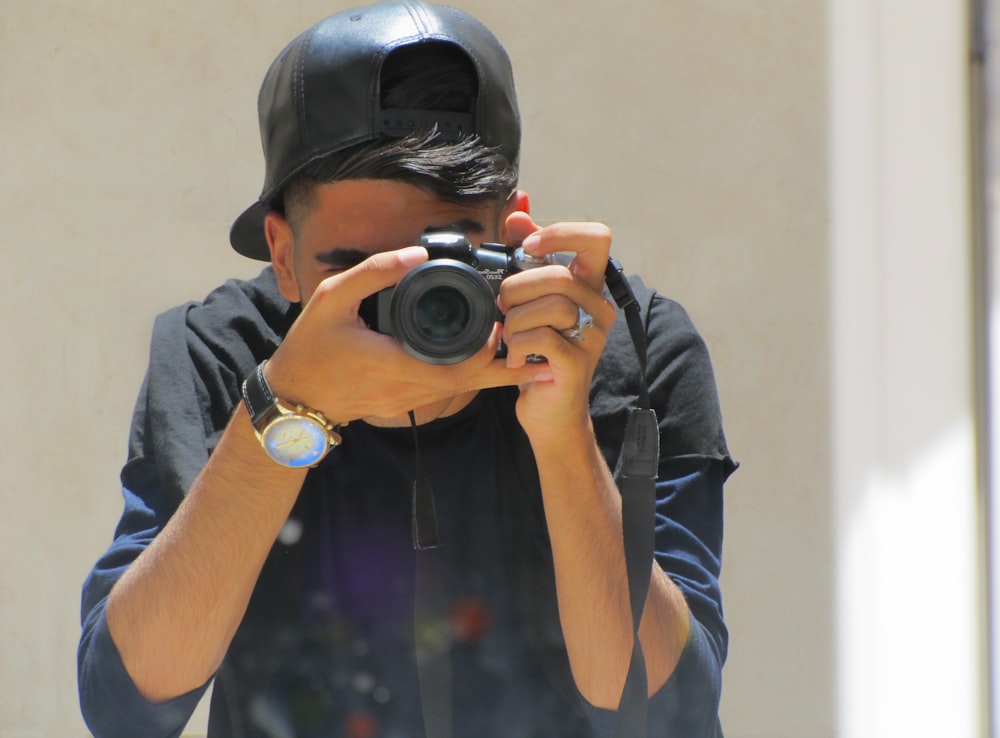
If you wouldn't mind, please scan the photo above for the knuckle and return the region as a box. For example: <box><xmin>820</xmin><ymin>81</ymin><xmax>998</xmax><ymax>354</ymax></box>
<box><xmin>597</xmin><ymin>298</ymin><xmax>617</xmax><ymax>324</ymax></box>
<box><xmin>552</xmin><ymin>265</ymin><xmax>576</xmax><ymax>285</ymax></box>
<box><xmin>355</xmin><ymin>252</ymin><xmax>386</xmax><ymax>276</ymax></box>
<box><xmin>589</xmin><ymin>222</ymin><xmax>613</xmax><ymax>246</ymax></box>
<box><xmin>311</xmin><ymin>275</ymin><xmax>339</xmax><ymax>303</ymax></box>
<box><xmin>562</xmin><ymin>299</ymin><xmax>581</xmax><ymax>324</ymax></box>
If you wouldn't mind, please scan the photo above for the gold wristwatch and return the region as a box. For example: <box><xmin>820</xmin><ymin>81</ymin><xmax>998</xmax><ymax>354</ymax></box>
<box><xmin>241</xmin><ymin>361</ymin><xmax>341</xmax><ymax>468</ymax></box>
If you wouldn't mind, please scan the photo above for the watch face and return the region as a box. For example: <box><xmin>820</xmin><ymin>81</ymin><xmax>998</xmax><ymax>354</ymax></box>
<box><xmin>261</xmin><ymin>414</ymin><xmax>328</xmax><ymax>468</ymax></box>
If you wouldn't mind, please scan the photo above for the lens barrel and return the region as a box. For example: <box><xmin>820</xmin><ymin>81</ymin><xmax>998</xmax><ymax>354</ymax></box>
<box><xmin>388</xmin><ymin>260</ymin><xmax>498</xmax><ymax>365</ymax></box>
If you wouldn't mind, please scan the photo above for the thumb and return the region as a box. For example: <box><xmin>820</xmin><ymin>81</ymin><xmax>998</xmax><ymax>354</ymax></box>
<box><xmin>316</xmin><ymin>246</ymin><xmax>428</xmax><ymax>312</ymax></box>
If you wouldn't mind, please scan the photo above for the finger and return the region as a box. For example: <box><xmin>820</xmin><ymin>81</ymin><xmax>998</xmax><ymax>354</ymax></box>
<box><xmin>310</xmin><ymin>246</ymin><xmax>428</xmax><ymax>315</ymax></box>
<box><xmin>460</xmin><ymin>357</ymin><xmax>554</xmax><ymax>392</ymax></box>
<box><xmin>499</xmin><ymin>268</ymin><xmax>618</xmax><ymax>332</ymax></box>
<box><xmin>372</xmin><ymin>356</ymin><xmax>548</xmax><ymax>414</ymax></box>
<box><xmin>501</xmin><ymin>293</ymin><xmax>581</xmax><ymax>339</ymax></box>
<box><xmin>504</xmin><ymin>325</ymin><xmax>595</xmax><ymax>371</ymax></box>
<box><xmin>419</xmin><ymin>324</ymin><xmax>552</xmax><ymax>392</ymax></box>
<box><xmin>359</xmin><ymin>319</ymin><xmax>505</xmax><ymax>398</ymax></box>
<box><xmin>526</xmin><ymin>223</ymin><xmax>612</xmax><ymax>291</ymax></box>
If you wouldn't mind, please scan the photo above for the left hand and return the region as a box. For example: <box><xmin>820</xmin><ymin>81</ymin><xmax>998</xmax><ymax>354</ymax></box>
<box><xmin>498</xmin><ymin>212</ymin><xmax>618</xmax><ymax>442</ymax></box>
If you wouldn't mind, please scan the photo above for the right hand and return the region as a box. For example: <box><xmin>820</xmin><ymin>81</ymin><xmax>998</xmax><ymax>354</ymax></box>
<box><xmin>263</xmin><ymin>246</ymin><xmax>545</xmax><ymax>425</ymax></box>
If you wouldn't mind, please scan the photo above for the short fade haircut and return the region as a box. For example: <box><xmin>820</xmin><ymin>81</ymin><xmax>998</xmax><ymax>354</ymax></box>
<box><xmin>279</xmin><ymin>42</ymin><xmax>519</xmax><ymax>230</ymax></box>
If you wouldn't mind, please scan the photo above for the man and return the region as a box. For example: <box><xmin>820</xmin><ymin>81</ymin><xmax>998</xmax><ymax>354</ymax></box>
<box><xmin>78</xmin><ymin>2</ymin><xmax>736</xmax><ymax>736</ymax></box>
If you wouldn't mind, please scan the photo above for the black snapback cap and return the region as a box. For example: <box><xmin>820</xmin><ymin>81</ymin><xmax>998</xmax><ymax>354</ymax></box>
<box><xmin>229</xmin><ymin>0</ymin><xmax>521</xmax><ymax>261</ymax></box>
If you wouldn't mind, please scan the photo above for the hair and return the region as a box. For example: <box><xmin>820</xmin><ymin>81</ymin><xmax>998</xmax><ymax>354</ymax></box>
<box><xmin>279</xmin><ymin>42</ymin><xmax>519</xmax><ymax>231</ymax></box>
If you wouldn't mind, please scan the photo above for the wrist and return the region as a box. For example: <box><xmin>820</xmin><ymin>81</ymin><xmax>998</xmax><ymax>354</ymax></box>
<box><xmin>243</xmin><ymin>361</ymin><xmax>342</xmax><ymax>468</ymax></box>
<box><xmin>524</xmin><ymin>414</ymin><xmax>596</xmax><ymax>459</ymax></box>
<box><xmin>520</xmin><ymin>401</ymin><xmax>594</xmax><ymax>444</ymax></box>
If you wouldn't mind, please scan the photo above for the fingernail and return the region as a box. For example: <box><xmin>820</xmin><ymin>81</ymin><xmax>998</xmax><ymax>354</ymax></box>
<box><xmin>533</xmin><ymin>369</ymin><xmax>554</xmax><ymax>382</ymax></box>
<box><xmin>398</xmin><ymin>246</ymin><xmax>427</xmax><ymax>266</ymax></box>
<box><xmin>522</xmin><ymin>233</ymin><xmax>541</xmax><ymax>254</ymax></box>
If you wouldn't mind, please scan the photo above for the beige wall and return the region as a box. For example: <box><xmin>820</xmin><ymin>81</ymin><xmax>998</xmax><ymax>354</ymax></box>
<box><xmin>0</xmin><ymin>2</ymin><xmax>831</xmax><ymax>736</ymax></box>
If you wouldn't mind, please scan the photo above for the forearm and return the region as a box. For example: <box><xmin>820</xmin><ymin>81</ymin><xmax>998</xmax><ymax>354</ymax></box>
<box><xmin>531</xmin><ymin>422</ymin><xmax>690</xmax><ymax>710</ymax></box>
<box><xmin>105</xmin><ymin>404</ymin><xmax>306</xmax><ymax>702</ymax></box>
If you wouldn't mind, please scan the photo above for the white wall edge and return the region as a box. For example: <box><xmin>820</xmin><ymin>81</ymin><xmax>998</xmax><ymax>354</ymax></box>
<box><xmin>829</xmin><ymin>1</ymin><xmax>982</xmax><ymax>736</ymax></box>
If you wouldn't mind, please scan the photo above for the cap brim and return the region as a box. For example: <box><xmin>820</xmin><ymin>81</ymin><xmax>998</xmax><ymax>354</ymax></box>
<box><xmin>230</xmin><ymin>201</ymin><xmax>271</xmax><ymax>261</ymax></box>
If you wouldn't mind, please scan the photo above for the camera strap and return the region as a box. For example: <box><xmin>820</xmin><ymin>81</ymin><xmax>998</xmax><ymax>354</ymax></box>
<box><xmin>605</xmin><ymin>257</ymin><xmax>658</xmax><ymax>738</ymax></box>
<box><xmin>408</xmin><ymin>411</ymin><xmax>454</xmax><ymax>738</ymax></box>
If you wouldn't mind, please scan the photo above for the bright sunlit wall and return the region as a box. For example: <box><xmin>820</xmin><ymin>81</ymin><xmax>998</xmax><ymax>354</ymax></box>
<box><xmin>830</xmin><ymin>1</ymin><xmax>984</xmax><ymax>737</ymax></box>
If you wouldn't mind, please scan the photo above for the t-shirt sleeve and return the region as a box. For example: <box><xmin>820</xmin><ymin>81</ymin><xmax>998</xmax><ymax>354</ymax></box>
<box><xmin>77</xmin><ymin>477</ymin><xmax>210</xmax><ymax>737</ymax></box>
<box><xmin>581</xmin><ymin>609</ymin><xmax>724</xmax><ymax>738</ymax></box>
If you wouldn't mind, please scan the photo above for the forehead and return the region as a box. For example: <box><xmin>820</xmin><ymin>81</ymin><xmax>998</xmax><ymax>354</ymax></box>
<box><xmin>295</xmin><ymin>179</ymin><xmax>499</xmax><ymax>253</ymax></box>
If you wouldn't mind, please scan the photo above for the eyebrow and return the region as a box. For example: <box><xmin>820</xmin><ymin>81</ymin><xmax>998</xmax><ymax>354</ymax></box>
<box><xmin>424</xmin><ymin>218</ymin><xmax>487</xmax><ymax>236</ymax></box>
<box><xmin>313</xmin><ymin>219</ymin><xmax>488</xmax><ymax>268</ymax></box>
<box><xmin>314</xmin><ymin>248</ymin><xmax>371</xmax><ymax>269</ymax></box>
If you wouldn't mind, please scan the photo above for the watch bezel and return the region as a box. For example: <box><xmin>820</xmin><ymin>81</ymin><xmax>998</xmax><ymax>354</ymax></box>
<box><xmin>242</xmin><ymin>361</ymin><xmax>342</xmax><ymax>469</ymax></box>
<box><xmin>259</xmin><ymin>410</ymin><xmax>331</xmax><ymax>468</ymax></box>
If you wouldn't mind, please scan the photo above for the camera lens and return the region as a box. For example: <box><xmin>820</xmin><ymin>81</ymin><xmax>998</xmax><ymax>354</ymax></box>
<box><xmin>415</xmin><ymin>286</ymin><xmax>472</xmax><ymax>342</ymax></box>
<box><xmin>390</xmin><ymin>260</ymin><xmax>497</xmax><ymax>365</ymax></box>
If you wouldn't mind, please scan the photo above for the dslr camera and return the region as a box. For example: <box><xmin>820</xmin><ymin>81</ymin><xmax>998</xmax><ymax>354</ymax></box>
<box><xmin>359</xmin><ymin>232</ymin><xmax>559</xmax><ymax>365</ymax></box>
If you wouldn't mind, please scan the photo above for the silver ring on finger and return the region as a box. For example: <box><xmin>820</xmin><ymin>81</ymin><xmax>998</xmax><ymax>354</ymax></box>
<box><xmin>558</xmin><ymin>305</ymin><xmax>594</xmax><ymax>342</ymax></box>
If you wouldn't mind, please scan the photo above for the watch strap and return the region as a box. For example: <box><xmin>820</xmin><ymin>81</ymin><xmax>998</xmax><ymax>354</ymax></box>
<box><xmin>242</xmin><ymin>361</ymin><xmax>278</xmax><ymax>429</ymax></box>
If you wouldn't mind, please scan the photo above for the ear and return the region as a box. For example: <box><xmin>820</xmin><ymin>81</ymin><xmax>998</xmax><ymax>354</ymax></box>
<box><xmin>265</xmin><ymin>211</ymin><xmax>302</xmax><ymax>303</ymax></box>
<box><xmin>499</xmin><ymin>190</ymin><xmax>530</xmax><ymax>242</ymax></box>
<box><xmin>505</xmin><ymin>189</ymin><xmax>530</xmax><ymax>217</ymax></box>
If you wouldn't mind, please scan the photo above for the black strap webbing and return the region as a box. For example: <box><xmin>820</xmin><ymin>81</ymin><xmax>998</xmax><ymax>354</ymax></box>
<box><xmin>606</xmin><ymin>258</ymin><xmax>658</xmax><ymax>738</ymax></box>
<box><xmin>409</xmin><ymin>411</ymin><xmax>452</xmax><ymax>737</ymax></box>
<box><xmin>614</xmin><ymin>409</ymin><xmax>659</xmax><ymax>738</ymax></box>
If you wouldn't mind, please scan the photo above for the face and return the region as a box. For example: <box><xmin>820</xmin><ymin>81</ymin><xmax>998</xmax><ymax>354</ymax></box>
<box><xmin>266</xmin><ymin>179</ymin><xmax>522</xmax><ymax>306</ymax></box>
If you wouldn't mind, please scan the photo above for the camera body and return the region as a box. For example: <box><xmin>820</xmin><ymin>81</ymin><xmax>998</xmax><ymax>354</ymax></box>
<box><xmin>359</xmin><ymin>232</ymin><xmax>553</xmax><ymax>365</ymax></box>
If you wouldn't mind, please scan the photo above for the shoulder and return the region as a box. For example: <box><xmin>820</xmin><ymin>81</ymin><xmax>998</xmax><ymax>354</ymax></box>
<box><xmin>128</xmin><ymin>268</ymin><xmax>297</xmax><ymax>492</ymax></box>
<box><xmin>155</xmin><ymin>267</ymin><xmax>294</xmax><ymax>351</ymax></box>
<box><xmin>601</xmin><ymin>276</ymin><xmax>706</xmax><ymax>369</ymax></box>
<box><xmin>150</xmin><ymin>267</ymin><xmax>297</xmax><ymax>386</ymax></box>
<box><xmin>592</xmin><ymin>275</ymin><xmax>706</xmax><ymax>408</ymax></box>
<box><xmin>592</xmin><ymin>275</ymin><xmax>734</xmax><ymax>471</ymax></box>
<box><xmin>138</xmin><ymin>268</ymin><xmax>297</xmax><ymax>447</ymax></box>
